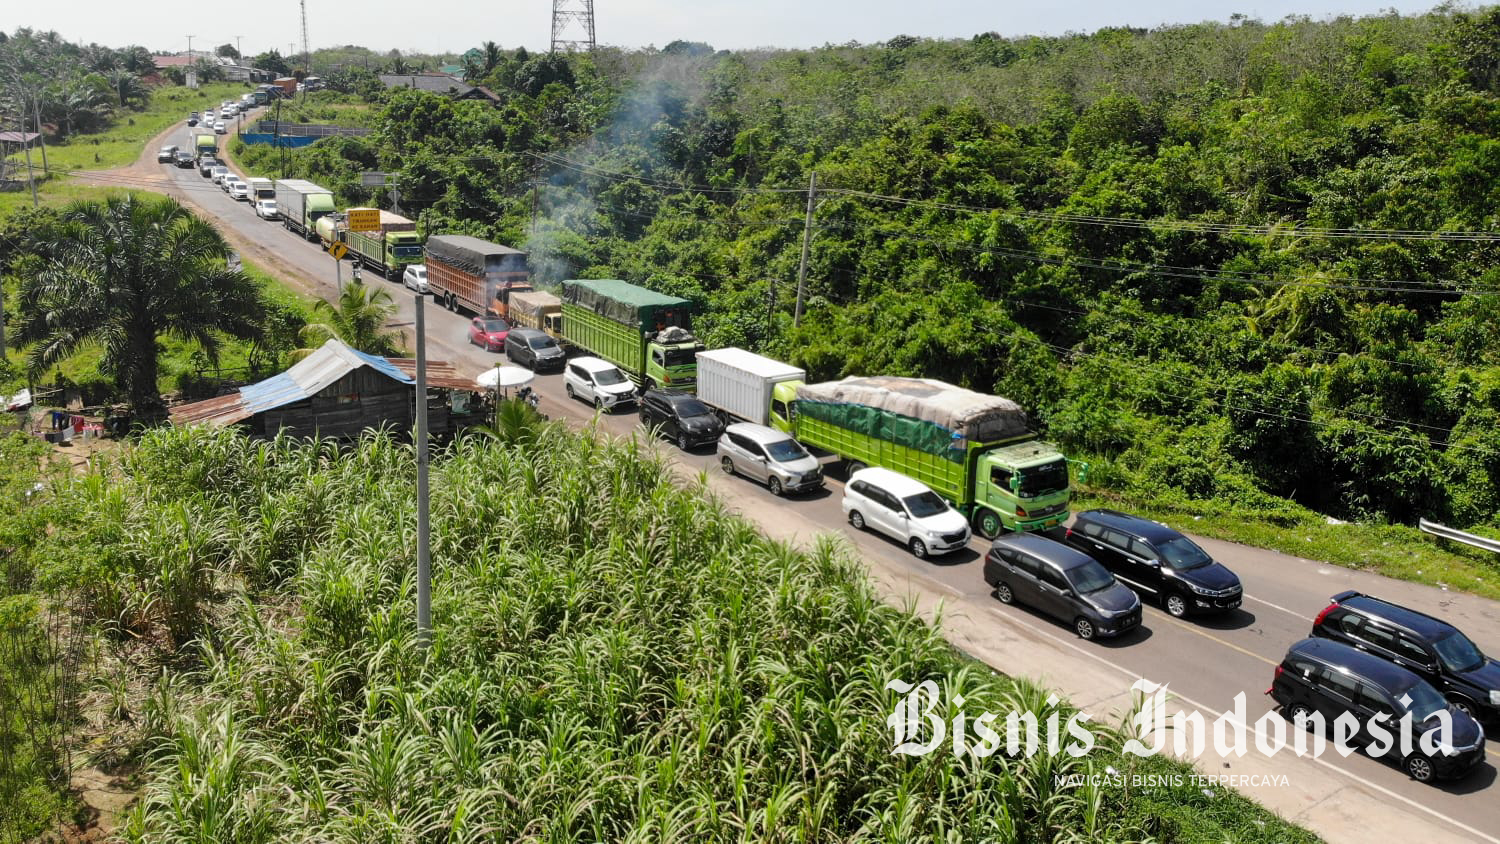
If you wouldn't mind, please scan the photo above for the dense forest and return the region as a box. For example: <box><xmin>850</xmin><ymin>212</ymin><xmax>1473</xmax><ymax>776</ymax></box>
<box><xmin>245</xmin><ymin>9</ymin><xmax>1500</xmax><ymax>530</ymax></box>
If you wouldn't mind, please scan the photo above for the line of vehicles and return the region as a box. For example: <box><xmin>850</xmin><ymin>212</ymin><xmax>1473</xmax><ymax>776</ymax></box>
<box><xmin>161</xmin><ymin>178</ymin><xmax>1500</xmax><ymax>788</ymax></box>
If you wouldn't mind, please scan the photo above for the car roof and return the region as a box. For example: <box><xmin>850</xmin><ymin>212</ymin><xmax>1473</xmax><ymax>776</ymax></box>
<box><xmin>1334</xmin><ymin>593</ymin><xmax>1456</xmax><ymax>642</ymax></box>
<box><xmin>572</xmin><ymin>356</ymin><xmax>619</xmax><ymax>372</ymax></box>
<box><xmin>509</xmin><ymin>327</ymin><xmax>546</xmax><ymax>339</ymax></box>
<box><xmin>1285</xmin><ymin>637</ymin><xmax>1422</xmax><ymax>689</ymax></box>
<box><xmin>724</xmin><ymin>422</ymin><xmax>794</xmax><ymax>445</ymax></box>
<box><xmin>991</xmin><ymin>531</ymin><xmax>1099</xmax><ymax>570</ymax></box>
<box><xmin>1074</xmin><ymin>508</ymin><xmax>1182</xmax><ymax>543</ymax></box>
<box><xmin>650</xmin><ymin>389</ymin><xmax>700</xmax><ymax>405</ymax></box>
<box><xmin>848</xmin><ymin>466</ymin><xmax>933</xmax><ymax>498</ymax></box>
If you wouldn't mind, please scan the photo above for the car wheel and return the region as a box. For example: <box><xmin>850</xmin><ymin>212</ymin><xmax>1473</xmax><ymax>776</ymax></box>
<box><xmin>566</xmin><ymin>384</ymin><xmax>575</xmax><ymax>400</ymax></box>
<box><xmin>908</xmin><ymin>537</ymin><xmax>929</xmax><ymax>559</ymax></box>
<box><xmin>768</xmin><ymin>476</ymin><xmax>783</xmax><ymax>496</ymax></box>
<box><xmin>1164</xmin><ymin>593</ymin><xmax>1189</xmax><ymax>618</ymax></box>
<box><xmin>994</xmin><ymin>582</ymin><xmax>1014</xmax><ymax>604</ymax></box>
<box><xmin>1287</xmin><ymin>703</ymin><xmax>1317</xmax><ymax>731</ymax></box>
<box><xmin>1448</xmin><ymin>697</ymin><xmax>1477</xmax><ymax>719</ymax></box>
<box><xmin>721</xmin><ymin>457</ymin><xmax>736</xmax><ymax>476</ymax></box>
<box><xmin>594</xmin><ymin>396</ymin><xmax>604</xmax><ymax>412</ymax></box>
<box><xmin>1404</xmin><ymin>754</ymin><xmax>1435</xmax><ymax>783</ymax></box>
<box><xmin>848</xmin><ymin>510</ymin><xmax>866</xmax><ymax>531</ymax></box>
<box><xmin>1074</xmin><ymin>617</ymin><xmax>1096</xmax><ymax>640</ymax></box>
<box><xmin>505</xmin><ymin>347</ymin><xmax>514</xmax><ymax>362</ymax></box>
<box><xmin>973</xmin><ymin>508</ymin><xmax>1003</xmax><ymax>540</ymax></box>
<box><xmin>677</xmin><ymin>432</ymin><xmax>690</xmax><ymax>451</ymax></box>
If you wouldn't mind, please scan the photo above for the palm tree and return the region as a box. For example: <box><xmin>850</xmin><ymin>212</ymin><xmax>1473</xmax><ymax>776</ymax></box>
<box><xmin>481</xmin><ymin>41</ymin><xmax>503</xmax><ymax>75</ymax></box>
<box><xmin>106</xmin><ymin>69</ymin><xmax>145</xmax><ymax>107</ymax></box>
<box><xmin>11</xmin><ymin>195</ymin><xmax>267</xmax><ymax>424</ymax></box>
<box><xmin>294</xmin><ymin>283</ymin><xmax>406</xmax><ymax>358</ymax></box>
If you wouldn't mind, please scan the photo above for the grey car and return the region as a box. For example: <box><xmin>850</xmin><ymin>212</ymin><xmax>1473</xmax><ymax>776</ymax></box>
<box><xmin>717</xmin><ymin>422</ymin><xmax>824</xmax><ymax>496</ymax></box>
<box><xmin>984</xmin><ymin>533</ymin><xmax>1142</xmax><ymax>640</ymax></box>
<box><xmin>504</xmin><ymin>327</ymin><xmax>566</xmax><ymax>372</ymax></box>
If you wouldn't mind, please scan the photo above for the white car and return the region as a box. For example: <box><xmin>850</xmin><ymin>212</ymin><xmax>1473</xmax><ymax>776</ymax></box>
<box><xmin>227</xmin><ymin>179</ymin><xmax>250</xmax><ymax>201</ymax></box>
<box><xmin>209</xmin><ymin>166</ymin><xmax>230</xmax><ymax>185</ymax></box>
<box><xmin>214</xmin><ymin>122</ymin><xmax>228</xmax><ymax>135</ymax></box>
<box><xmin>402</xmin><ymin>264</ymin><xmax>430</xmax><ymax>293</ymax></box>
<box><xmin>842</xmin><ymin>467</ymin><xmax>972</xmax><ymax>559</ymax></box>
<box><xmin>219</xmin><ymin>107</ymin><xmax>234</xmax><ymax>119</ymax></box>
<box><xmin>254</xmin><ymin>199</ymin><xmax>279</xmax><ymax>220</ymax></box>
<box><xmin>564</xmin><ymin>356</ymin><xmax>637</xmax><ymax>412</ymax></box>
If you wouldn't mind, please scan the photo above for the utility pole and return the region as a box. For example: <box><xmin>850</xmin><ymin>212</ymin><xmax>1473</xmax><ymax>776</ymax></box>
<box><xmin>30</xmin><ymin>93</ymin><xmax>48</xmax><ymax>173</ymax></box>
<box><xmin>766</xmin><ymin>278</ymin><xmax>777</xmax><ymax>343</ymax></box>
<box><xmin>186</xmin><ymin>35</ymin><xmax>194</xmax><ymax>64</ymax></box>
<box><xmin>793</xmin><ymin>170</ymin><xmax>817</xmax><ymax>328</ymax></box>
<box><xmin>235</xmin><ymin>35</ymin><xmax>243</xmax><ymax>60</ymax></box>
<box><xmin>414</xmin><ymin>291</ymin><xmax>432</xmax><ymax>649</ymax></box>
<box><xmin>19</xmin><ymin>110</ymin><xmax>38</xmax><ymax>208</ymax></box>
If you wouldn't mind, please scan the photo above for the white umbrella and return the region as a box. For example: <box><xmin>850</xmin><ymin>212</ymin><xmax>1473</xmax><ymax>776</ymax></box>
<box><xmin>474</xmin><ymin>365</ymin><xmax>534</xmax><ymax>392</ymax></box>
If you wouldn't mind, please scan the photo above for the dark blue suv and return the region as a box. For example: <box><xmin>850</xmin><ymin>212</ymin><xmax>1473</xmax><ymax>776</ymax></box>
<box><xmin>1312</xmin><ymin>590</ymin><xmax>1500</xmax><ymax>724</ymax></box>
<box><xmin>1063</xmin><ymin>509</ymin><xmax>1242</xmax><ymax>618</ymax></box>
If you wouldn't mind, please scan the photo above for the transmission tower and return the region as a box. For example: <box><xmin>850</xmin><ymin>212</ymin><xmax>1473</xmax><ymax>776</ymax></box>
<box><xmin>550</xmin><ymin>0</ymin><xmax>596</xmax><ymax>53</ymax></box>
<box><xmin>300</xmin><ymin>0</ymin><xmax>311</xmax><ymax>70</ymax></box>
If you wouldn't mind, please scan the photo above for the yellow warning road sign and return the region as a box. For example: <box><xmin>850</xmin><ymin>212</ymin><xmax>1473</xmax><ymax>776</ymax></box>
<box><xmin>328</xmin><ymin>241</ymin><xmax>348</xmax><ymax>260</ymax></box>
<box><xmin>346</xmin><ymin>208</ymin><xmax>380</xmax><ymax>232</ymax></box>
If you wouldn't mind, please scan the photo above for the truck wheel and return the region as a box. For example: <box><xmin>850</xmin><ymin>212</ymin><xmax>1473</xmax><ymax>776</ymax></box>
<box><xmin>847</xmin><ymin>460</ymin><xmax>868</xmax><ymax>476</ymax></box>
<box><xmin>972</xmin><ymin>508</ymin><xmax>1003</xmax><ymax>540</ymax></box>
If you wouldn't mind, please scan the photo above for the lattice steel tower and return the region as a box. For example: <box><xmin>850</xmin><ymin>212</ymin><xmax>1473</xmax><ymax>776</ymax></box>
<box><xmin>300</xmin><ymin>0</ymin><xmax>311</xmax><ymax>70</ymax></box>
<box><xmin>550</xmin><ymin>0</ymin><xmax>596</xmax><ymax>53</ymax></box>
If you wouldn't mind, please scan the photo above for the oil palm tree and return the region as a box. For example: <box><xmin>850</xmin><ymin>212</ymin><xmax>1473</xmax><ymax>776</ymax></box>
<box><xmin>11</xmin><ymin>195</ymin><xmax>266</xmax><ymax>424</ymax></box>
<box><xmin>293</xmin><ymin>283</ymin><xmax>406</xmax><ymax>359</ymax></box>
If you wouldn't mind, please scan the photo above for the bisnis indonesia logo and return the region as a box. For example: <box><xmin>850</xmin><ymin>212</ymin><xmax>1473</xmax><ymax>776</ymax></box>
<box><xmin>885</xmin><ymin>678</ymin><xmax>1459</xmax><ymax>761</ymax></box>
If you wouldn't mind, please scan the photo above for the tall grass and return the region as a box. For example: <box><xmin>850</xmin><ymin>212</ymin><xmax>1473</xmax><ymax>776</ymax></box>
<box><xmin>25</xmin><ymin>423</ymin><xmax>1317</xmax><ymax>842</ymax></box>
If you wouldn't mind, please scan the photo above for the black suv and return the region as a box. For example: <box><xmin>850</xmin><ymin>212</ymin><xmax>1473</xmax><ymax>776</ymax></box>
<box><xmin>1063</xmin><ymin>509</ymin><xmax>1242</xmax><ymax>617</ymax></box>
<box><xmin>984</xmin><ymin>533</ymin><xmax>1141</xmax><ymax>640</ymax></box>
<box><xmin>504</xmin><ymin>327</ymin><xmax>565</xmax><ymax>372</ymax></box>
<box><xmin>1311</xmin><ymin>590</ymin><xmax>1500</xmax><ymax>723</ymax></box>
<box><xmin>172</xmin><ymin>150</ymin><xmax>195</xmax><ymax>168</ymax></box>
<box><xmin>1269</xmin><ymin>637</ymin><xmax>1486</xmax><ymax>783</ymax></box>
<box><xmin>639</xmin><ymin>389</ymin><xmax>725</xmax><ymax>451</ymax></box>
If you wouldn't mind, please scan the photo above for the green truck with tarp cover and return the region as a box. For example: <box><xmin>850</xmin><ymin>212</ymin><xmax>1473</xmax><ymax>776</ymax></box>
<box><xmin>560</xmin><ymin>279</ymin><xmax>704</xmax><ymax>390</ymax></box>
<box><xmin>767</xmin><ymin>375</ymin><xmax>1078</xmax><ymax>536</ymax></box>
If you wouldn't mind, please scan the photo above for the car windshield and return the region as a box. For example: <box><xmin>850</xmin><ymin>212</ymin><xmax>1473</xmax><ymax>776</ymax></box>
<box><xmin>1067</xmin><ymin>560</ymin><xmax>1117</xmax><ymax>594</ymax></box>
<box><xmin>663</xmin><ymin>346</ymin><xmax>697</xmax><ymax>367</ymax></box>
<box><xmin>1017</xmin><ymin>459</ymin><xmax>1070</xmax><ymax>497</ymax></box>
<box><xmin>764</xmin><ymin>438</ymin><xmax>808</xmax><ymax>462</ymax></box>
<box><xmin>902</xmin><ymin>491</ymin><xmax>949</xmax><ymax>518</ymax></box>
<box><xmin>413</xmin><ymin>267</ymin><xmax>426</xmax><ymax>278</ymax></box>
<box><xmin>593</xmin><ymin>367</ymin><xmax>627</xmax><ymax>386</ymax></box>
<box><xmin>1156</xmin><ymin>535</ymin><xmax>1212</xmax><ymax>571</ymax></box>
<box><xmin>675</xmin><ymin>399</ymin><xmax>713</xmax><ymax>418</ymax></box>
<box><xmin>1396</xmin><ymin>678</ymin><xmax>1451</xmax><ymax>722</ymax></box>
<box><xmin>530</xmin><ymin>337</ymin><xmax>556</xmax><ymax>350</ymax></box>
<box><xmin>1432</xmin><ymin>631</ymin><xmax>1485</xmax><ymax>673</ymax></box>
<box><xmin>482</xmin><ymin>319</ymin><xmax>508</xmax><ymax>332</ymax></box>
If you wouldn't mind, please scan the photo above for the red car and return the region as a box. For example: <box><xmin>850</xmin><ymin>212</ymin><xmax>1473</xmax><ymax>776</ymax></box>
<box><xmin>468</xmin><ymin>316</ymin><xmax>510</xmax><ymax>351</ymax></box>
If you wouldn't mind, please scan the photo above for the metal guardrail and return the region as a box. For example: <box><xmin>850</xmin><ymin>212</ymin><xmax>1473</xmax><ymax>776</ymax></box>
<box><xmin>1419</xmin><ymin>518</ymin><xmax>1500</xmax><ymax>553</ymax></box>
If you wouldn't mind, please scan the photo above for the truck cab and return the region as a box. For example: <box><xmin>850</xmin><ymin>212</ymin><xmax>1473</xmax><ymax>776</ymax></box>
<box><xmin>646</xmin><ymin>327</ymin><xmax>704</xmax><ymax>392</ymax></box>
<box><xmin>972</xmin><ymin>442</ymin><xmax>1073</xmax><ymax>537</ymax></box>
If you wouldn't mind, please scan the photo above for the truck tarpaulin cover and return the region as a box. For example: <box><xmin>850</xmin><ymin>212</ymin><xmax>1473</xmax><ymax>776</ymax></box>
<box><xmin>796</xmin><ymin>376</ymin><xmax>1030</xmax><ymax>460</ymax></box>
<box><xmin>508</xmin><ymin>290</ymin><xmax>561</xmax><ymax>317</ymax></box>
<box><xmin>561</xmin><ymin>279</ymin><xmax>693</xmax><ymax>326</ymax></box>
<box><xmin>425</xmin><ymin>235</ymin><xmax>525</xmax><ymax>276</ymax></box>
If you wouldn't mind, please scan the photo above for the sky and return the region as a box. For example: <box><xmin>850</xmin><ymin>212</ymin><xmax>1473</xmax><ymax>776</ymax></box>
<box><xmin>12</xmin><ymin>0</ymin><xmax>1455</xmax><ymax>58</ymax></box>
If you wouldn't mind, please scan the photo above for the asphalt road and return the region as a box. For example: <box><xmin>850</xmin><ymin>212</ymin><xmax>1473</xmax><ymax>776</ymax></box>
<box><xmin>160</xmin><ymin>122</ymin><xmax>1500</xmax><ymax>842</ymax></box>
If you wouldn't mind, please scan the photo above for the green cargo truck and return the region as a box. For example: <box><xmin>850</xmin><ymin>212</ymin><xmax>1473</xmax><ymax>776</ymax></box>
<box><xmin>313</xmin><ymin>209</ymin><xmax>423</xmax><ymax>279</ymax></box>
<box><xmin>560</xmin><ymin>279</ymin><xmax>704</xmax><ymax>390</ymax></box>
<box><xmin>767</xmin><ymin>375</ymin><xmax>1077</xmax><ymax>537</ymax></box>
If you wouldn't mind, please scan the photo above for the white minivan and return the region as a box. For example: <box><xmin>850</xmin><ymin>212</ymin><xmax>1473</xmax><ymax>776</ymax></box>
<box><xmin>842</xmin><ymin>467</ymin><xmax>972</xmax><ymax>559</ymax></box>
<box><xmin>564</xmin><ymin>356</ymin><xmax>637</xmax><ymax>412</ymax></box>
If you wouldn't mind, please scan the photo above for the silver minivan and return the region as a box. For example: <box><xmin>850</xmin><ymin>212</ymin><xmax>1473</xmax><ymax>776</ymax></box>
<box><xmin>716</xmin><ymin>422</ymin><xmax>824</xmax><ymax>496</ymax></box>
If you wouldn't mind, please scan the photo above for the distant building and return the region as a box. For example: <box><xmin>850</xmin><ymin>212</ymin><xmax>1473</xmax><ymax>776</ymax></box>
<box><xmin>377</xmin><ymin>73</ymin><xmax>501</xmax><ymax>105</ymax></box>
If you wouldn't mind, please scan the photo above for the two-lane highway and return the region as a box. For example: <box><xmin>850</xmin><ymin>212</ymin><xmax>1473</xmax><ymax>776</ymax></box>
<box><xmin>154</xmin><ymin>124</ymin><xmax>1500</xmax><ymax>842</ymax></box>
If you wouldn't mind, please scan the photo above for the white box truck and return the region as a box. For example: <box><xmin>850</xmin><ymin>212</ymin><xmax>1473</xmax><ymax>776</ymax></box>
<box><xmin>695</xmin><ymin>347</ymin><xmax>806</xmax><ymax>426</ymax></box>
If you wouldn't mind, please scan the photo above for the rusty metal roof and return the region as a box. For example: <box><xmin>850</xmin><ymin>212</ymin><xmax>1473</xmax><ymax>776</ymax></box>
<box><xmin>170</xmin><ymin>340</ymin><xmax>483</xmax><ymax>427</ymax></box>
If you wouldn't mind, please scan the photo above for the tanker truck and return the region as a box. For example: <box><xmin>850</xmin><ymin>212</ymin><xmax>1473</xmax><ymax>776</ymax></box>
<box><xmin>560</xmin><ymin>279</ymin><xmax>703</xmax><ymax>390</ymax></box>
<box><xmin>694</xmin><ymin>347</ymin><xmax>1077</xmax><ymax>537</ymax></box>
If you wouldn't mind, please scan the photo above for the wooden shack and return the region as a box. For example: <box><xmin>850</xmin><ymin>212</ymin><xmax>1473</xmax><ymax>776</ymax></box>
<box><xmin>170</xmin><ymin>339</ymin><xmax>484</xmax><ymax>440</ymax></box>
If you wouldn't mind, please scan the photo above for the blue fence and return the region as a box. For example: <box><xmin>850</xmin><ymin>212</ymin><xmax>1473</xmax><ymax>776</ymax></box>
<box><xmin>239</xmin><ymin>134</ymin><xmax>321</xmax><ymax>148</ymax></box>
